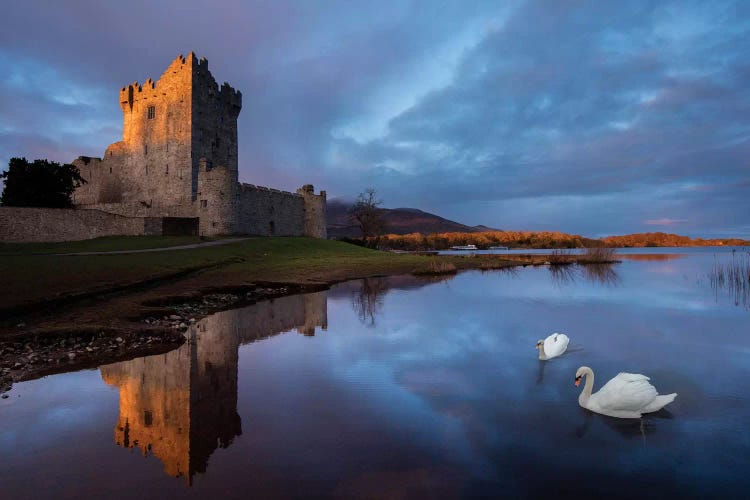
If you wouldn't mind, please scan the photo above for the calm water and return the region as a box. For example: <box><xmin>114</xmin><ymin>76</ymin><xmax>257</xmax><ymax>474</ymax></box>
<box><xmin>1</xmin><ymin>249</ymin><xmax>749</xmax><ymax>499</ymax></box>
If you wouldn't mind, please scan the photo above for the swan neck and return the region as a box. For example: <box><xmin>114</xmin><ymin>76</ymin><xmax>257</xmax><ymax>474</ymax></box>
<box><xmin>538</xmin><ymin>344</ymin><xmax>547</xmax><ymax>360</ymax></box>
<box><xmin>579</xmin><ymin>368</ymin><xmax>594</xmax><ymax>405</ymax></box>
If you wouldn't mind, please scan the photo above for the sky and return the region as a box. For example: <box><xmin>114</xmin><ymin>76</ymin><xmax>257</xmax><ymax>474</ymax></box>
<box><xmin>1</xmin><ymin>0</ymin><xmax>749</xmax><ymax>238</ymax></box>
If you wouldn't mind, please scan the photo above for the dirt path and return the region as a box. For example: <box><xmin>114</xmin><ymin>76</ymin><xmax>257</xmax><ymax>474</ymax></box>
<box><xmin>53</xmin><ymin>237</ymin><xmax>251</xmax><ymax>256</ymax></box>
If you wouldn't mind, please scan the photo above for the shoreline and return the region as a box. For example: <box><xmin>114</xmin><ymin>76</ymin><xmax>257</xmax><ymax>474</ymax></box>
<box><xmin>0</xmin><ymin>239</ymin><xmax>618</xmax><ymax>395</ymax></box>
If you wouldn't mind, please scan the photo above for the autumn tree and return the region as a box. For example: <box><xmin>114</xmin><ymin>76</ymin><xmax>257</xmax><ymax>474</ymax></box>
<box><xmin>0</xmin><ymin>157</ymin><xmax>86</xmax><ymax>208</ymax></box>
<box><xmin>349</xmin><ymin>188</ymin><xmax>386</xmax><ymax>238</ymax></box>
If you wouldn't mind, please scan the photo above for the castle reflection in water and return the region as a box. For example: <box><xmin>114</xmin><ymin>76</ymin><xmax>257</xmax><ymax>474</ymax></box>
<box><xmin>100</xmin><ymin>291</ymin><xmax>328</xmax><ymax>484</ymax></box>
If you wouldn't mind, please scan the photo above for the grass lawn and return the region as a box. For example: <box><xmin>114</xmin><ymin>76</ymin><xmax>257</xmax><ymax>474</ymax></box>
<box><xmin>0</xmin><ymin>237</ymin><xmax>429</xmax><ymax>310</ymax></box>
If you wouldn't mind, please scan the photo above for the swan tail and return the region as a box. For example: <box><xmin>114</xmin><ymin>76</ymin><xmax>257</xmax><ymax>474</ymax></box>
<box><xmin>643</xmin><ymin>393</ymin><xmax>677</xmax><ymax>413</ymax></box>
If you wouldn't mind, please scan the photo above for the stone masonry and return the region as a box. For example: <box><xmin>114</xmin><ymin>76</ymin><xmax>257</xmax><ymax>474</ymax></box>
<box><xmin>69</xmin><ymin>52</ymin><xmax>326</xmax><ymax>239</ymax></box>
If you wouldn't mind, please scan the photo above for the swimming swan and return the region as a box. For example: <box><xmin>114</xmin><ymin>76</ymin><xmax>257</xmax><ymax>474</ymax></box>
<box><xmin>536</xmin><ymin>333</ymin><xmax>569</xmax><ymax>360</ymax></box>
<box><xmin>574</xmin><ymin>366</ymin><xmax>677</xmax><ymax>418</ymax></box>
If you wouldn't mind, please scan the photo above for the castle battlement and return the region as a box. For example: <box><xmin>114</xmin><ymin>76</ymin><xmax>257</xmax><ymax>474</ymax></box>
<box><xmin>66</xmin><ymin>53</ymin><xmax>326</xmax><ymax>240</ymax></box>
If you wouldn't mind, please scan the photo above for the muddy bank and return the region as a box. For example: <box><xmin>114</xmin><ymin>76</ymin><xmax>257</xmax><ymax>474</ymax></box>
<box><xmin>0</xmin><ymin>328</ymin><xmax>185</xmax><ymax>397</ymax></box>
<box><xmin>0</xmin><ymin>282</ymin><xmax>328</xmax><ymax>394</ymax></box>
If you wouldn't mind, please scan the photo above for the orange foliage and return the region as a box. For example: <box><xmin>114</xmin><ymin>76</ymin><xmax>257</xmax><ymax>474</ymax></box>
<box><xmin>374</xmin><ymin>230</ymin><xmax>750</xmax><ymax>250</ymax></box>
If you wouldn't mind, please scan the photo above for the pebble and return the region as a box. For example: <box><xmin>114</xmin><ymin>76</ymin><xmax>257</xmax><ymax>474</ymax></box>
<box><xmin>169</xmin><ymin>315</ymin><xmax>181</xmax><ymax>320</ymax></box>
<box><xmin>115</xmin><ymin>337</ymin><xmax>124</xmax><ymax>343</ymax></box>
<box><xmin>68</xmin><ymin>353</ymin><xmax>76</xmax><ymax>360</ymax></box>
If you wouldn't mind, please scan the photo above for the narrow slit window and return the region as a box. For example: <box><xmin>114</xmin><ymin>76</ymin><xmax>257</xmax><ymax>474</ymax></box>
<box><xmin>147</xmin><ymin>106</ymin><xmax>155</xmax><ymax>119</ymax></box>
<box><xmin>200</xmin><ymin>200</ymin><xmax>207</xmax><ymax>209</ymax></box>
<box><xmin>165</xmin><ymin>165</ymin><xmax>169</xmax><ymax>175</ymax></box>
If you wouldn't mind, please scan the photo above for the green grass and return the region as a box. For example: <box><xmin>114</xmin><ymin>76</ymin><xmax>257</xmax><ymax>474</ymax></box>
<box><xmin>0</xmin><ymin>237</ymin><xmax>428</xmax><ymax>310</ymax></box>
<box><xmin>0</xmin><ymin>235</ymin><xmax>209</xmax><ymax>255</ymax></box>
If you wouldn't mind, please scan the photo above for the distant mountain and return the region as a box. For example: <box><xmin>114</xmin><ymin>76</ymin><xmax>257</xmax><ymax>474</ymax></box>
<box><xmin>327</xmin><ymin>199</ymin><xmax>494</xmax><ymax>238</ymax></box>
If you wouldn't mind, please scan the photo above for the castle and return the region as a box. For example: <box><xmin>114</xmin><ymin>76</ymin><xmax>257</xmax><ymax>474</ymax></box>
<box><xmin>69</xmin><ymin>52</ymin><xmax>326</xmax><ymax>238</ymax></box>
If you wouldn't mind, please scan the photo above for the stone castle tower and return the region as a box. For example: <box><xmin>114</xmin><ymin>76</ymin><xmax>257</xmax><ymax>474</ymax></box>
<box><xmin>71</xmin><ymin>53</ymin><xmax>326</xmax><ymax>238</ymax></box>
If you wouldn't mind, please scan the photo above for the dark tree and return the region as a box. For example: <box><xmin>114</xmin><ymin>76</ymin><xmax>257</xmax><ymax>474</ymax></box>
<box><xmin>0</xmin><ymin>157</ymin><xmax>86</xmax><ymax>208</ymax></box>
<box><xmin>349</xmin><ymin>188</ymin><xmax>386</xmax><ymax>238</ymax></box>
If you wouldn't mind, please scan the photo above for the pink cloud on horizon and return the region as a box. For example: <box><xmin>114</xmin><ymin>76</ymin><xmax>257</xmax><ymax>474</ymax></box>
<box><xmin>644</xmin><ymin>218</ymin><xmax>688</xmax><ymax>226</ymax></box>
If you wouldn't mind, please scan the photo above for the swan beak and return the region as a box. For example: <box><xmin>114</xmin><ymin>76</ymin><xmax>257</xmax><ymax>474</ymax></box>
<box><xmin>574</xmin><ymin>377</ymin><xmax>581</xmax><ymax>387</ymax></box>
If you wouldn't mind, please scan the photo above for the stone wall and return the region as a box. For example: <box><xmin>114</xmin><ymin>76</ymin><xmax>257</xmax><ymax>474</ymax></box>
<box><xmin>0</xmin><ymin>207</ymin><xmax>144</xmax><ymax>242</ymax></box>
<box><xmin>196</xmin><ymin>161</ymin><xmax>236</xmax><ymax>236</ymax></box>
<box><xmin>236</xmin><ymin>184</ymin><xmax>305</xmax><ymax>236</ymax></box>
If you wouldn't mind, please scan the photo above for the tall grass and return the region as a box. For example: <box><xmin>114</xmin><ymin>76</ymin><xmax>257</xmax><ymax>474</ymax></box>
<box><xmin>580</xmin><ymin>247</ymin><xmax>618</xmax><ymax>263</ymax></box>
<box><xmin>412</xmin><ymin>260</ymin><xmax>458</xmax><ymax>276</ymax></box>
<box><xmin>548</xmin><ymin>249</ymin><xmax>573</xmax><ymax>265</ymax></box>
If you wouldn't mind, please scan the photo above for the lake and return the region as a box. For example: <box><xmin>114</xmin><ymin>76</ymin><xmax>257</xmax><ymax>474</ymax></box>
<box><xmin>1</xmin><ymin>248</ymin><xmax>748</xmax><ymax>498</ymax></box>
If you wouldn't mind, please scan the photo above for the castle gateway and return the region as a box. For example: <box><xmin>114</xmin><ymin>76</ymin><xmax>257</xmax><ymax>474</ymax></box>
<box><xmin>71</xmin><ymin>52</ymin><xmax>326</xmax><ymax>238</ymax></box>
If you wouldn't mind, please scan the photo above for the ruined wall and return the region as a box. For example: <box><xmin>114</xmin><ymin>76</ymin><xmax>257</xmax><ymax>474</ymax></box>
<box><xmin>236</xmin><ymin>184</ymin><xmax>305</xmax><ymax>236</ymax></box>
<box><xmin>0</xmin><ymin>207</ymin><xmax>145</xmax><ymax>242</ymax></box>
<box><xmin>297</xmin><ymin>184</ymin><xmax>327</xmax><ymax>238</ymax></box>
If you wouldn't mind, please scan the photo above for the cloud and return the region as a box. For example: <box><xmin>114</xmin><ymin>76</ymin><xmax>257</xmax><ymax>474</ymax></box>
<box><xmin>1</xmin><ymin>0</ymin><xmax>749</xmax><ymax>238</ymax></box>
<box><xmin>645</xmin><ymin>218</ymin><xmax>689</xmax><ymax>227</ymax></box>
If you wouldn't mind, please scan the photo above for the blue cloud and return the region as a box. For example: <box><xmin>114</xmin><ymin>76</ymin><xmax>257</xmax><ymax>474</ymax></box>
<box><xmin>1</xmin><ymin>0</ymin><xmax>748</xmax><ymax>238</ymax></box>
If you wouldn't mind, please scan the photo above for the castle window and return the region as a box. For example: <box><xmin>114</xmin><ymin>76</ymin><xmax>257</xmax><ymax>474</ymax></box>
<box><xmin>144</xmin><ymin>411</ymin><xmax>153</xmax><ymax>427</ymax></box>
<box><xmin>200</xmin><ymin>200</ymin><xmax>207</xmax><ymax>209</ymax></box>
<box><xmin>269</xmin><ymin>221</ymin><xmax>275</xmax><ymax>235</ymax></box>
<box><xmin>144</xmin><ymin>144</ymin><xmax>148</xmax><ymax>155</ymax></box>
<box><xmin>165</xmin><ymin>165</ymin><xmax>169</xmax><ymax>175</ymax></box>
<box><xmin>145</xmin><ymin>165</ymin><xmax>149</xmax><ymax>175</ymax></box>
<box><xmin>147</xmin><ymin>105</ymin><xmax>155</xmax><ymax>119</ymax></box>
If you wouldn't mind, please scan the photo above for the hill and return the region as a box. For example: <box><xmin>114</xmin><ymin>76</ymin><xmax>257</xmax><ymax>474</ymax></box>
<box><xmin>327</xmin><ymin>199</ymin><xmax>492</xmax><ymax>238</ymax></box>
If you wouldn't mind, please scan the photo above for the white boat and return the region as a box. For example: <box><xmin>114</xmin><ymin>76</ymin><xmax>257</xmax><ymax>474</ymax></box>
<box><xmin>450</xmin><ymin>244</ymin><xmax>478</xmax><ymax>251</ymax></box>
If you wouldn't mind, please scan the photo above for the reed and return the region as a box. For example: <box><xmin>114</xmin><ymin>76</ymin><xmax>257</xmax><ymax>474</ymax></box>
<box><xmin>709</xmin><ymin>251</ymin><xmax>750</xmax><ymax>307</ymax></box>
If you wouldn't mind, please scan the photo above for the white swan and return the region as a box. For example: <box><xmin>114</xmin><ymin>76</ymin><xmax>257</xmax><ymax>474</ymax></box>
<box><xmin>536</xmin><ymin>332</ymin><xmax>569</xmax><ymax>360</ymax></box>
<box><xmin>574</xmin><ymin>366</ymin><xmax>677</xmax><ymax>418</ymax></box>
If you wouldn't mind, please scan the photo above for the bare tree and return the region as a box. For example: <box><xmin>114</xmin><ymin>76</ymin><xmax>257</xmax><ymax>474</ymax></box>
<box><xmin>349</xmin><ymin>188</ymin><xmax>386</xmax><ymax>238</ymax></box>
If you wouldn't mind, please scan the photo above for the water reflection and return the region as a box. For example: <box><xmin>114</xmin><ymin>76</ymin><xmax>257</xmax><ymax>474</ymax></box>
<box><xmin>100</xmin><ymin>291</ymin><xmax>329</xmax><ymax>484</ymax></box>
<box><xmin>548</xmin><ymin>263</ymin><xmax>620</xmax><ymax>287</ymax></box>
<box><xmin>575</xmin><ymin>408</ymin><xmax>673</xmax><ymax>441</ymax></box>
<box><xmin>343</xmin><ymin>275</ymin><xmax>457</xmax><ymax>326</ymax></box>
<box><xmin>350</xmin><ymin>278</ymin><xmax>388</xmax><ymax>326</ymax></box>
<box><xmin>708</xmin><ymin>252</ymin><xmax>750</xmax><ymax>309</ymax></box>
<box><xmin>619</xmin><ymin>254</ymin><xmax>685</xmax><ymax>261</ymax></box>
